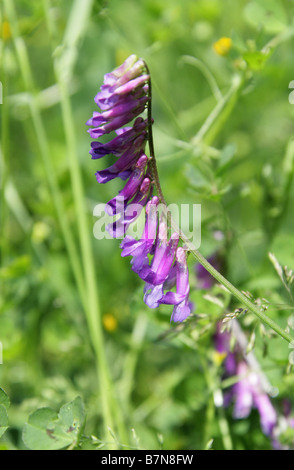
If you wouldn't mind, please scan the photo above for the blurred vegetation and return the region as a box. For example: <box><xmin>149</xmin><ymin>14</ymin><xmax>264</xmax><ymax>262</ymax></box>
<box><xmin>0</xmin><ymin>0</ymin><xmax>294</xmax><ymax>450</ymax></box>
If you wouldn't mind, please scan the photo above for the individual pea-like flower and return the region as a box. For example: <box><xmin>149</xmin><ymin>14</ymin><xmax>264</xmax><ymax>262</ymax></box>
<box><xmin>120</xmin><ymin>196</ymin><xmax>159</xmax><ymax>273</ymax></box>
<box><xmin>87</xmin><ymin>54</ymin><xmax>193</xmax><ymax>322</ymax></box>
<box><xmin>87</xmin><ymin>55</ymin><xmax>149</xmax><ymax>138</ymax></box>
<box><xmin>232</xmin><ymin>361</ymin><xmax>277</xmax><ymax>437</ymax></box>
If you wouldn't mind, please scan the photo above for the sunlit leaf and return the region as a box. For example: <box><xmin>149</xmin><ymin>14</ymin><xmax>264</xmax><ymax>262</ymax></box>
<box><xmin>0</xmin><ymin>389</ymin><xmax>10</xmax><ymax>439</ymax></box>
<box><xmin>243</xmin><ymin>50</ymin><xmax>271</xmax><ymax>71</ymax></box>
<box><xmin>22</xmin><ymin>397</ymin><xmax>86</xmax><ymax>450</ymax></box>
<box><xmin>244</xmin><ymin>0</ymin><xmax>288</xmax><ymax>34</ymax></box>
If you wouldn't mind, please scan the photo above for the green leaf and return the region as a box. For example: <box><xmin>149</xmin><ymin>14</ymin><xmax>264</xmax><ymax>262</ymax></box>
<box><xmin>242</xmin><ymin>50</ymin><xmax>271</xmax><ymax>71</ymax></box>
<box><xmin>216</xmin><ymin>143</ymin><xmax>236</xmax><ymax>175</ymax></box>
<box><xmin>0</xmin><ymin>388</ymin><xmax>10</xmax><ymax>410</ymax></box>
<box><xmin>22</xmin><ymin>396</ymin><xmax>86</xmax><ymax>450</ymax></box>
<box><xmin>244</xmin><ymin>0</ymin><xmax>288</xmax><ymax>34</ymax></box>
<box><xmin>58</xmin><ymin>396</ymin><xmax>85</xmax><ymax>434</ymax></box>
<box><xmin>185</xmin><ymin>164</ymin><xmax>209</xmax><ymax>190</ymax></box>
<box><xmin>0</xmin><ymin>255</ymin><xmax>31</xmax><ymax>280</ymax></box>
<box><xmin>0</xmin><ymin>406</ymin><xmax>9</xmax><ymax>439</ymax></box>
<box><xmin>0</xmin><ymin>389</ymin><xmax>10</xmax><ymax>439</ymax></box>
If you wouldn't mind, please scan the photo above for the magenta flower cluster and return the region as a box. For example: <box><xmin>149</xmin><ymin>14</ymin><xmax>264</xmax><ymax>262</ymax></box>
<box><xmin>87</xmin><ymin>55</ymin><xmax>193</xmax><ymax>322</ymax></box>
<box><xmin>214</xmin><ymin>323</ymin><xmax>278</xmax><ymax>441</ymax></box>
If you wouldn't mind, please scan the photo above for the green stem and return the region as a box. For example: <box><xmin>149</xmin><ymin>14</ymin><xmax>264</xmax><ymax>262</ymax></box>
<box><xmin>267</xmin><ymin>137</ymin><xmax>294</xmax><ymax>243</ymax></box>
<box><xmin>120</xmin><ymin>313</ymin><xmax>148</xmax><ymax>411</ymax></box>
<box><xmin>5</xmin><ymin>0</ymin><xmax>126</xmax><ymax>446</ymax></box>
<box><xmin>192</xmin><ymin>74</ymin><xmax>244</xmax><ymax>146</ymax></box>
<box><xmin>180</xmin><ymin>55</ymin><xmax>223</xmax><ymax>102</ymax></box>
<box><xmin>181</xmin><ymin>232</ymin><xmax>294</xmax><ymax>344</ymax></box>
<box><xmin>56</xmin><ymin>78</ymin><xmax>117</xmax><ymax>439</ymax></box>
<box><xmin>50</xmin><ymin>2</ymin><xmax>128</xmax><ymax>444</ymax></box>
<box><xmin>3</xmin><ymin>0</ymin><xmax>87</xmax><ymax>309</ymax></box>
<box><xmin>146</xmin><ymin>69</ymin><xmax>293</xmax><ymax>343</ymax></box>
<box><xmin>215</xmin><ymin>390</ymin><xmax>233</xmax><ymax>450</ymax></box>
<box><xmin>145</xmin><ymin>60</ymin><xmax>293</xmax><ymax>345</ymax></box>
<box><xmin>167</xmin><ymin>198</ymin><xmax>294</xmax><ymax>343</ymax></box>
<box><xmin>262</xmin><ymin>25</ymin><xmax>294</xmax><ymax>54</ymax></box>
<box><xmin>144</xmin><ymin>61</ymin><xmax>166</xmax><ymax>205</ymax></box>
<box><xmin>0</xmin><ymin>42</ymin><xmax>9</xmax><ymax>267</ymax></box>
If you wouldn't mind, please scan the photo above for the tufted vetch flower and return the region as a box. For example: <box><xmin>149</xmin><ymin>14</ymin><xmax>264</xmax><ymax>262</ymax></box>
<box><xmin>87</xmin><ymin>54</ymin><xmax>194</xmax><ymax>323</ymax></box>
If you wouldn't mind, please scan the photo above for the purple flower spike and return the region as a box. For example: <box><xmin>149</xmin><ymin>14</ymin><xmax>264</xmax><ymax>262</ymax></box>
<box><xmin>98</xmin><ymin>56</ymin><xmax>146</xmax><ymax>96</ymax></box>
<box><xmin>151</xmin><ymin>247</ymin><xmax>189</xmax><ymax>308</ymax></box>
<box><xmin>233</xmin><ymin>362</ymin><xmax>254</xmax><ymax>419</ymax></box>
<box><xmin>88</xmin><ymin>107</ymin><xmax>146</xmax><ymax>138</ymax></box>
<box><xmin>106</xmin><ymin>177</ymin><xmax>152</xmax><ymax>239</ymax></box>
<box><xmin>140</xmin><ymin>224</ymin><xmax>179</xmax><ymax>285</ymax></box>
<box><xmin>102</xmin><ymin>54</ymin><xmax>138</xmax><ymax>87</ymax></box>
<box><xmin>90</xmin><ymin>117</ymin><xmax>148</xmax><ymax>159</ymax></box>
<box><xmin>87</xmin><ymin>54</ymin><xmax>149</xmax><ymax>142</ymax></box>
<box><xmin>143</xmin><ymin>230</ymin><xmax>180</xmax><ymax>309</ymax></box>
<box><xmin>95</xmin><ymin>137</ymin><xmax>147</xmax><ymax>184</ymax></box>
<box><xmin>120</xmin><ymin>196</ymin><xmax>159</xmax><ymax>270</ymax></box>
<box><xmin>94</xmin><ymin>55</ymin><xmax>149</xmax><ymax>110</ymax></box>
<box><xmin>88</xmin><ymin>96</ymin><xmax>149</xmax><ymax>128</ymax></box>
<box><xmin>254</xmin><ymin>391</ymin><xmax>278</xmax><ymax>437</ymax></box>
<box><xmin>87</xmin><ymin>54</ymin><xmax>194</xmax><ymax>323</ymax></box>
<box><xmin>114</xmin><ymin>74</ymin><xmax>150</xmax><ymax>96</ymax></box>
<box><xmin>214</xmin><ymin>322</ymin><xmax>279</xmax><ymax>443</ymax></box>
<box><xmin>232</xmin><ymin>361</ymin><xmax>278</xmax><ymax>437</ymax></box>
<box><xmin>105</xmin><ymin>154</ymin><xmax>148</xmax><ymax>216</ymax></box>
<box><xmin>169</xmin><ymin>248</ymin><xmax>193</xmax><ymax>322</ymax></box>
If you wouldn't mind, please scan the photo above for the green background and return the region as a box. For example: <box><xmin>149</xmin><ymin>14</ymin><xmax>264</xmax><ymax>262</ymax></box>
<box><xmin>1</xmin><ymin>0</ymin><xmax>294</xmax><ymax>450</ymax></box>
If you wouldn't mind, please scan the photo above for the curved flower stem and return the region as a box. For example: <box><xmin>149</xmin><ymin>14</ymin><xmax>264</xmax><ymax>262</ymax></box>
<box><xmin>144</xmin><ymin>65</ymin><xmax>294</xmax><ymax>345</ymax></box>
<box><xmin>179</xmin><ymin>227</ymin><xmax>294</xmax><ymax>345</ymax></box>
<box><xmin>164</xmin><ymin>209</ymin><xmax>294</xmax><ymax>344</ymax></box>
<box><xmin>192</xmin><ymin>73</ymin><xmax>244</xmax><ymax>146</ymax></box>
<box><xmin>143</xmin><ymin>61</ymin><xmax>166</xmax><ymax>205</ymax></box>
<box><xmin>180</xmin><ymin>55</ymin><xmax>223</xmax><ymax>102</ymax></box>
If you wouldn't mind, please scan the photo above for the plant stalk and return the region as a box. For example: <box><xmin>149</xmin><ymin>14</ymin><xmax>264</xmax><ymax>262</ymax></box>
<box><xmin>145</xmin><ymin>63</ymin><xmax>294</xmax><ymax>345</ymax></box>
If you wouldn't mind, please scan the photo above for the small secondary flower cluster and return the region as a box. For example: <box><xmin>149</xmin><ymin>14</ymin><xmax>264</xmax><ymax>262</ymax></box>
<box><xmin>87</xmin><ymin>55</ymin><xmax>193</xmax><ymax>322</ymax></box>
<box><xmin>214</xmin><ymin>322</ymin><xmax>294</xmax><ymax>448</ymax></box>
<box><xmin>214</xmin><ymin>322</ymin><xmax>277</xmax><ymax>439</ymax></box>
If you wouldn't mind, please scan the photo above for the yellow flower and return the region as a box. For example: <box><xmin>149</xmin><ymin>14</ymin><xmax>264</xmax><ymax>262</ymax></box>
<box><xmin>212</xmin><ymin>350</ymin><xmax>227</xmax><ymax>366</ymax></box>
<box><xmin>2</xmin><ymin>21</ymin><xmax>11</xmax><ymax>40</ymax></box>
<box><xmin>103</xmin><ymin>313</ymin><xmax>118</xmax><ymax>332</ymax></box>
<box><xmin>213</xmin><ymin>37</ymin><xmax>232</xmax><ymax>56</ymax></box>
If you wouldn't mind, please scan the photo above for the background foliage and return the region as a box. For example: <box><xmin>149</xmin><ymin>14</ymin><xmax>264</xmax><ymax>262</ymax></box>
<box><xmin>1</xmin><ymin>0</ymin><xmax>294</xmax><ymax>450</ymax></box>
